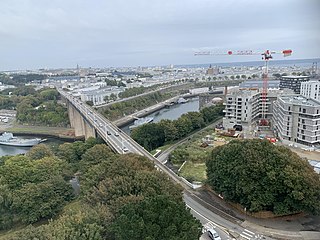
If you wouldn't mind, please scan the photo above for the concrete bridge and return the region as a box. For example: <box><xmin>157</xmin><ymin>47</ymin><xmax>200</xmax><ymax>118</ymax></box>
<box><xmin>58</xmin><ymin>88</ymin><xmax>190</xmax><ymax>187</ymax></box>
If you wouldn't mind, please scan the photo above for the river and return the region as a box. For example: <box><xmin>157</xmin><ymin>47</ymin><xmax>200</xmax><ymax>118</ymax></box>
<box><xmin>0</xmin><ymin>137</ymin><xmax>68</xmax><ymax>157</ymax></box>
<box><xmin>121</xmin><ymin>97</ymin><xmax>200</xmax><ymax>134</ymax></box>
<box><xmin>0</xmin><ymin>98</ymin><xmax>200</xmax><ymax>156</ymax></box>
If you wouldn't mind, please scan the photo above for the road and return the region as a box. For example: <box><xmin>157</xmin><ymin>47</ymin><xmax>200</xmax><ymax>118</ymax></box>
<box><xmin>95</xmin><ymin>83</ymin><xmax>190</xmax><ymax>109</ymax></box>
<box><xmin>60</xmin><ymin>89</ymin><xmax>297</xmax><ymax>240</ymax></box>
<box><xmin>184</xmin><ymin>191</ymin><xmax>273</xmax><ymax>240</ymax></box>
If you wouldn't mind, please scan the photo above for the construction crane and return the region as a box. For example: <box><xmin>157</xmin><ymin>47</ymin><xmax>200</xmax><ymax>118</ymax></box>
<box><xmin>195</xmin><ymin>49</ymin><xmax>293</xmax><ymax>126</ymax></box>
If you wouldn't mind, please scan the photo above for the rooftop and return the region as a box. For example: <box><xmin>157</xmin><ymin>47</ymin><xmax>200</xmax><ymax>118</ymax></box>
<box><xmin>280</xmin><ymin>95</ymin><xmax>320</xmax><ymax>107</ymax></box>
<box><xmin>282</xmin><ymin>75</ymin><xmax>310</xmax><ymax>79</ymax></box>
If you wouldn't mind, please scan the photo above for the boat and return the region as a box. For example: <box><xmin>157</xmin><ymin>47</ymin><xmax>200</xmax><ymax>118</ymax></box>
<box><xmin>0</xmin><ymin>132</ymin><xmax>42</xmax><ymax>147</ymax></box>
<box><xmin>129</xmin><ymin>117</ymin><xmax>154</xmax><ymax>129</ymax></box>
<box><xmin>177</xmin><ymin>97</ymin><xmax>188</xmax><ymax>104</ymax></box>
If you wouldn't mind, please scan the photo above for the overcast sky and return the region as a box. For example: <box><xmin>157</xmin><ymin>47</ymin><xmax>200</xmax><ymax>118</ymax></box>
<box><xmin>0</xmin><ymin>0</ymin><xmax>319</xmax><ymax>70</ymax></box>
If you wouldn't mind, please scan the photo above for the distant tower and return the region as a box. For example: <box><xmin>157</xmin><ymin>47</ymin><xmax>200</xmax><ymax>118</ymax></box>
<box><xmin>311</xmin><ymin>62</ymin><xmax>318</xmax><ymax>77</ymax></box>
<box><xmin>206</xmin><ymin>64</ymin><xmax>214</xmax><ymax>75</ymax></box>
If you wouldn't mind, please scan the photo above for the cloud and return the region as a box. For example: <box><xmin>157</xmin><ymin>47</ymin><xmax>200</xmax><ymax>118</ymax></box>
<box><xmin>0</xmin><ymin>0</ymin><xmax>319</xmax><ymax>70</ymax></box>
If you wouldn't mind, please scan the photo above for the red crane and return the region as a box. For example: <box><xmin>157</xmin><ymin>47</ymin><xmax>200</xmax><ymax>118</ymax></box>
<box><xmin>195</xmin><ymin>49</ymin><xmax>293</xmax><ymax>125</ymax></box>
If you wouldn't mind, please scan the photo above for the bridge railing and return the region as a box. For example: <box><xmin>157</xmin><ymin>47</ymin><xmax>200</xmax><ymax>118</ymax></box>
<box><xmin>58</xmin><ymin>89</ymin><xmax>192</xmax><ymax>189</ymax></box>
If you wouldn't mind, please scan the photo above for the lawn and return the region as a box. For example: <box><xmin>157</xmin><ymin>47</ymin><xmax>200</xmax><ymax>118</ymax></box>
<box><xmin>170</xmin><ymin>127</ymin><xmax>232</xmax><ymax>183</ymax></box>
<box><xmin>179</xmin><ymin>161</ymin><xmax>207</xmax><ymax>183</ymax></box>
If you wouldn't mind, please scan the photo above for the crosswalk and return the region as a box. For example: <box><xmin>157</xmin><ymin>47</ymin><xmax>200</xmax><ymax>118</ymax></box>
<box><xmin>240</xmin><ymin>229</ymin><xmax>264</xmax><ymax>240</ymax></box>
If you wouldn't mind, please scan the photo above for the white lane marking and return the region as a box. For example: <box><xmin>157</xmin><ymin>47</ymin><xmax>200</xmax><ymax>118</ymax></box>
<box><xmin>185</xmin><ymin>204</ymin><xmax>216</xmax><ymax>226</ymax></box>
<box><xmin>244</xmin><ymin>229</ymin><xmax>254</xmax><ymax>235</ymax></box>
<box><xmin>240</xmin><ymin>233</ymin><xmax>251</xmax><ymax>239</ymax></box>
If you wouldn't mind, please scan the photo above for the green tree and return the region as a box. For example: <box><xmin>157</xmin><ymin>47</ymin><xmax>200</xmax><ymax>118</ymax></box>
<box><xmin>79</xmin><ymin>144</ymin><xmax>113</xmax><ymax>172</ymax></box>
<box><xmin>26</xmin><ymin>144</ymin><xmax>54</xmax><ymax>160</ymax></box>
<box><xmin>131</xmin><ymin>123</ymin><xmax>165</xmax><ymax>151</ymax></box>
<box><xmin>39</xmin><ymin>89</ymin><xmax>59</xmax><ymax>101</ymax></box>
<box><xmin>158</xmin><ymin>119</ymin><xmax>178</xmax><ymax>142</ymax></box>
<box><xmin>110</xmin><ymin>195</ymin><xmax>202</xmax><ymax>240</ymax></box>
<box><xmin>173</xmin><ymin>115</ymin><xmax>193</xmax><ymax>138</ymax></box>
<box><xmin>11</xmin><ymin>176</ymin><xmax>74</xmax><ymax>223</ymax></box>
<box><xmin>206</xmin><ymin>139</ymin><xmax>320</xmax><ymax>215</ymax></box>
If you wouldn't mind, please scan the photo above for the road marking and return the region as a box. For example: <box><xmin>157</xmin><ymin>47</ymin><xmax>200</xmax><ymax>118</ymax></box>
<box><xmin>240</xmin><ymin>229</ymin><xmax>255</xmax><ymax>239</ymax></box>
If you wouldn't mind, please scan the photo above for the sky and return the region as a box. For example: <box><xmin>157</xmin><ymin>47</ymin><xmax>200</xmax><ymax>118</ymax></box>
<box><xmin>0</xmin><ymin>0</ymin><xmax>319</xmax><ymax>70</ymax></box>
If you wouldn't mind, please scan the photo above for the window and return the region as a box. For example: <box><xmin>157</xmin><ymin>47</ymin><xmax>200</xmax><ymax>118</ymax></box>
<box><xmin>303</xmin><ymin>108</ymin><xmax>306</xmax><ymax>113</ymax></box>
<box><xmin>288</xmin><ymin>106</ymin><xmax>291</xmax><ymax>111</ymax></box>
<box><xmin>302</xmin><ymin>135</ymin><xmax>305</xmax><ymax>140</ymax></box>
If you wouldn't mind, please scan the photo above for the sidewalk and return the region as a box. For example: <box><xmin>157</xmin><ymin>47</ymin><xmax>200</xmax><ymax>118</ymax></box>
<box><xmin>194</xmin><ymin>188</ymin><xmax>320</xmax><ymax>240</ymax></box>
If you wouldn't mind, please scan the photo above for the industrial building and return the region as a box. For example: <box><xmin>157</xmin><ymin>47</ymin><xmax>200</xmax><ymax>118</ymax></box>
<box><xmin>300</xmin><ymin>80</ymin><xmax>320</xmax><ymax>101</ymax></box>
<box><xmin>273</xmin><ymin>95</ymin><xmax>320</xmax><ymax>146</ymax></box>
<box><xmin>279</xmin><ymin>75</ymin><xmax>310</xmax><ymax>94</ymax></box>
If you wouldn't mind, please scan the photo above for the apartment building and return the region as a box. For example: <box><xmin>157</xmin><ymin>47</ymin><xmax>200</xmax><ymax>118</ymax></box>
<box><xmin>300</xmin><ymin>80</ymin><xmax>320</xmax><ymax>101</ymax></box>
<box><xmin>279</xmin><ymin>75</ymin><xmax>310</xmax><ymax>94</ymax></box>
<box><xmin>223</xmin><ymin>89</ymin><xmax>292</xmax><ymax>129</ymax></box>
<box><xmin>273</xmin><ymin>95</ymin><xmax>320</xmax><ymax>146</ymax></box>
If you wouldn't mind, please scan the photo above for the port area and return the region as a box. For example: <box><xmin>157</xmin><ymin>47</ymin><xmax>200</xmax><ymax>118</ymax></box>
<box><xmin>113</xmin><ymin>96</ymin><xmax>179</xmax><ymax>127</ymax></box>
<box><xmin>0</xmin><ymin>110</ymin><xmax>76</xmax><ymax>139</ymax></box>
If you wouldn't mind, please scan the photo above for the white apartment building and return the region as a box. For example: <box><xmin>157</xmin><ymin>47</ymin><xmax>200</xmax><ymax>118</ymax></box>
<box><xmin>300</xmin><ymin>80</ymin><xmax>320</xmax><ymax>101</ymax></box>
<box><xmin>80</xmin><ymin>87</ymin><xmax>123</xmax><ymax>105</ymax></box>
<box><xmin>223</xmin><ymin>89</ymin><xmax>293</xmax><ymax>129</ymax></box>
<box><xmin>273</xmin><ymin>95</ymin><xmax>320</xmax><ymax>146</ymax></box>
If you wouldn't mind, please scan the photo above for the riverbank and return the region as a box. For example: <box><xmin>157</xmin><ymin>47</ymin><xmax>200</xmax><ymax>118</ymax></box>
<box><xmin>1</xmin><ymin>124</ymin><xmax>79</xmax><ymax>141</ymax></box>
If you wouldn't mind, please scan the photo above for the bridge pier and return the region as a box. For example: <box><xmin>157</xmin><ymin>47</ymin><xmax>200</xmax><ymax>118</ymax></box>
<box><xmin>67</xmin><ymin>101</ymin><xmax>96</xmax><ymax>140</ymax></box>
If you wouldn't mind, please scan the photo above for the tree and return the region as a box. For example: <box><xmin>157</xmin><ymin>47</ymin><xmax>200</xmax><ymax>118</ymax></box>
<box><xmin>131</xmin><ymin>123</ymin><xmax>165</xmax><ymax>151</ymax></box>
<box><xmin>26</xmin><ymin>144</ymin><xmax>54</xmax><ymax>160</ymax></box>
<box><xmin>11</xmin><ymin>176</ymin><xmax>74</xmax><ymax>223</ymax></box>
<box><xmin>39</xmin><ymin>89</ymin><xmax>59</xmax><ymax>101</ymax></box>
<box><xmin>158</xmin><ymin>119</ymin><xmax>178</xmax><ymax>142</ymax></box>
<box><xmin>110</xmin><ymin>93</ymin><xmax>117</xmax><ymax>101</ymax></box>
<box><xmin>241</xmin><ymin>74</ymin><xmax>246</xmax><ymax>79</ymax></box>
<box><xmin>79</xmin><ymin>144</ymin><xmax>113</xmax><ymax>172</ymax></box>
<box><xmin>110</xmin><ymin>195</ymin><xmax>202</xmax><ymax>240</ymax></box>
<box><xmin>8</xmin><ymin>204</ymin><xmax>110</xmax><ymax>240</ymax></box>
<box><xmin>206</xmin><ymin>139</ymin><xmax>320</xmax><ymax>215</ymax></box>
<box><xmin>184</xmin><ymin>112</ymin><xmax>205</xmax><ymax>130</ymax></box>
<box><xmin>173</xmin><ymin>115</ymin><xmax>193</xmax><ymax>138</ymax></box>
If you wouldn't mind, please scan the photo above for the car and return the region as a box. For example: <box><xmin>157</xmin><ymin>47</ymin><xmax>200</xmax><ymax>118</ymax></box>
<box><xmin>207</xmin><ymin>228</ymin><xmax>221</xmax><ymax>240</ymax></box>
<box><xmin>123</xmin><ymin>147</ymin><xmax>129</xmax><ymax>152</ymax></box>
<box><xmin>114</xmin><ymin>132</ymin><xmax>119</xmax><ymax>136</ymax></box>
<box><xmin>107</xmin><ymin>131</ymin><xmax>111</xmax><ymax>135</ymax></box>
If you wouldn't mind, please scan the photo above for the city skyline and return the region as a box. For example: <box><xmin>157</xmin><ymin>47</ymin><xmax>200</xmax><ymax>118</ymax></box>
<box><xmin>1</xmin><ymin>0</ymin><xmax>319</xmax><ymax>71</ymax></box>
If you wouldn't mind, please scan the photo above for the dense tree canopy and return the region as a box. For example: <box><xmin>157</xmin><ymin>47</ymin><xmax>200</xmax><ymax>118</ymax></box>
<box><xmin>3</xmin><ymin>139</ymin><xmax>201</xmax><ymax>239</ymax></box>
<box><xmin>206</xmin><ymin>139</ymin><xmax>320</xmax><ymax>215</ymax></box>
<box><xmin>132</xmin><ymin>104</ymin><xmax>224</xmax><ymax>151</ymax></box>
<box><xmin>110</xmin><ymin>195</ymin><xmax>202</xmax><ymax>240</ymax></box>
<box><xmin>0</xmin><ymin>155</ymin><xmax>73</xmax><ymax>226</ymax></box>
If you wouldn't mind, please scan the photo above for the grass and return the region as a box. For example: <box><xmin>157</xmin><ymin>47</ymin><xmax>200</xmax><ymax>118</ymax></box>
<box><xmin>179</xmin><ymin>161</ymin><xmax>207</xmax><ymax>183</ymax></box>
<box><xmin>150</xmin><ymin>143</ymin><xmax>174</xmax><ymax>155</ymax></box>
<box><xmin>6</xmin><ymin>124</ymin><xmax>75</xmax><ymax>138</ymax></box>
<box><xmin>170</xmin><ymin>126</ymin><xmax>233</xmax><ymax>183</ymax></box>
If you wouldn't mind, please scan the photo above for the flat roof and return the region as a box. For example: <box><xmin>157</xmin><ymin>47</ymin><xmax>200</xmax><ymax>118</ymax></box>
<box><xmin>280</xmin><ymin>95</ymin><xmax>320</xmax><ymax>107</ymax></box>
<box><xmin>282</xmin><ymin>75</ymin><xmax>310</xmax><ymax>79</ymax></box>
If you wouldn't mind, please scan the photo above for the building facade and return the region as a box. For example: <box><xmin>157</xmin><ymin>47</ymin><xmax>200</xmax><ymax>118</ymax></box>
<box><xmin>300</xmin><ymin>80</ymin><xmax>320</xmax><ymax>101</ymax></box>
<box><xmin>279</xmin><ymin>75</ymin><xmax>310</xmax><ymax>94</ymax></box>
<box><xmin>223</xmin><ymin>89</ymin><xmax>292</xmax><ymax>129</ymax></box>
<box><xmin>273</xmin><ymin>95</ymin><xmax>320</xmax><ymax>146</ymax></box>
